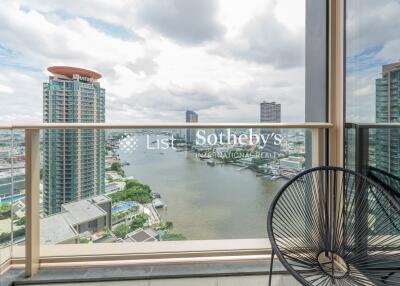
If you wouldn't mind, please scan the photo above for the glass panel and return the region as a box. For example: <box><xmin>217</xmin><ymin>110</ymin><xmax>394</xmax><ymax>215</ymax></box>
<box><xmin>9</xmin><ymin>130</ymin><xmax>26</xmax><ymax>261</ymax></box>
<box><xmin>0</xmin><ymin>130</ymin><xmax>14</xmax><ymax>265</ymax></box>
<box><xmin>346</xmin><ymin>0</ymin><xmax>400</xmax><ymax>175</ymax></box>
<box><xmin>39</xmin><ymin>127</ymin><xmax>308</xmax><ymax>244</ymax></box>
<box><xmin>345</xmin><ymin>0</ymin><xmax>400</xmax><ymax>239</ymax></box>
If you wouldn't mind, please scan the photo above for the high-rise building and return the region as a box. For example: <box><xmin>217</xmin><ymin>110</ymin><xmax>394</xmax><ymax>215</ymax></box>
<box><xmin>375</xmin><ymin>62</ymin><xmax>400</xmax><ymax>177</ymax></box>
<box><xmin>260</xmin><ymin>101</ymin><xmax>281</xmax><ymax>123</ymax></box>
<box><xmin>185</xmin><ymin>110</ymin><xmax>198</xmax><ymax>144</ymax></box>
<box><xmin>43</xmin><ymin>66</ymin><xmax>106</xmax><ymax>215</ymax></box>
<box><xmin>260</xmin><ymin>101</ymin><xmax>281</xmax><ymax>157</ymax></box>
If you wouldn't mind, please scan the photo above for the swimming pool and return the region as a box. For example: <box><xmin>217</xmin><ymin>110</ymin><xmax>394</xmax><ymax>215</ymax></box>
<box><xmin>112</xmin><ymin>201</ymin><xmax>139</xmax><ymax>214</ymax></box>
<box><xmin>0</xmin><ymin>194</ymin><xmax>25</xmax><ymax>205</ymax></box>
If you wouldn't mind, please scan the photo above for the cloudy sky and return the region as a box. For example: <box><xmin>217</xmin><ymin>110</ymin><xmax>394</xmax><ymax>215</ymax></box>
<box><xmin>346</xmin><ymin>0</ymin><xmax>400</xmax><ymax>122</ymax></box>
<box><xmin>0</xmin><ymin>0</ymin><xmax>305</xmax><ymax>123</ymax></box>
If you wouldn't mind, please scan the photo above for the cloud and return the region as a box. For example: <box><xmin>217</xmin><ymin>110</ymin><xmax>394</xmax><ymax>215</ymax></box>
<box><xmin>346</xmin><ymin>65</ymin><xmax>379</xmax><ymax>123</ymax></box>
<box><xmin>105</xmin><ymin>64</ymin><xmax>305</xmax><ymax>123</ymax></box>
<box><xmin>126</xmin><ymin>53</ymin><xmax>159</xmax><ymax>76</ymax></box>
<box><xmin>135</xmin><ymin>0</ymin><xmax>225</xmax><ymax>45</ymax></box>
<box><xmin>376</xmin><ymin>38</ymin><xmax>400</xmax><ymax>61</ymax></box>
<box><xmin>214</xmin><ymin>4</ymin><xmax>304</xmax><ymax>69</ymax></box>
<box><xmin>347</xmin><ymin>0</ymin><xmax>400</xmax><ymax>58</ymax></box>
<box><xmin>0</xmin><ymin>70</ymin><xmax>42</xmax><ymax>123</ymax></box>
<box><xmin>0</xmin><ymin>83</ymin><xmax>14</xmax><ymax>94</ymax></box>
<box><xmin>0</xmin><ymin>1</ymin><xmax>147</xmax><ymax>69</ymax></box>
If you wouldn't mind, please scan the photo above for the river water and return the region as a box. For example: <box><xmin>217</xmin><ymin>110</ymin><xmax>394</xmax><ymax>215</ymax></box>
<box><xmin>118</xmin><ymin>134</ymin><xmax>286</xmax><ymax>240</ymax></box>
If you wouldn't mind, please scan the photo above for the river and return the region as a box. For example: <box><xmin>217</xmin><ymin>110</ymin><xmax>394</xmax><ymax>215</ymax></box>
<box><xmin>118</xmin><ymin>134</ymin><xmax>286</xmax><ymax>240</ymax></box>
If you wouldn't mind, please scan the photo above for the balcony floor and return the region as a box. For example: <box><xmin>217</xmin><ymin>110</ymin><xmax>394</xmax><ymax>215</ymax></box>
<box><xmin>34</xmin><ymin>275</ymin><xmax>298</xmax><ymax>286</ymax></box>
<box><xmin>7</xmin><ymin>260</ymin><xmax>299</xmax><ymax>286</ymax></box>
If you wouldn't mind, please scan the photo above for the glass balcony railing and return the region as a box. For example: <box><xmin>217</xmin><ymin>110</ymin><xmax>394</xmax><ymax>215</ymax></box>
<box><xmin>0</xmin><ymin>122</ymin><xmax>330</xmax><ymax>276</ymax></box>
<box><xmin>0</xmin><ymin>129</ymin><xmax>24</xmax><ymax>267</ymax></box>
<box><xmin>346</xmin><ymin>123</ymin><xmax>400</xmax><ymax>205</ymax></box>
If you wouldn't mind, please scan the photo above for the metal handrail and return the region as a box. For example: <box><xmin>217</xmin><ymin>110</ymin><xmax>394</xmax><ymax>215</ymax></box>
<box><xmin>346</xmin><ymin>122</ymin><xmax>400</xmax><ymax>129</ymax></box>
<box><xmin>0</xmin><ymin>122</ymin><xmax>333</xmax><ymax>130</ymax></box>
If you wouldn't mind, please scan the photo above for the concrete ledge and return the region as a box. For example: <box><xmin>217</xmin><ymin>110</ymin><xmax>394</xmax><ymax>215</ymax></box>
<box><xmin>11</xmin><ymin>259</ymin><xmax>287</xmax><ymax>285</ymax></box>
<box><xmin>11</xmin><ymin>239</ymin><xmax>271</xmax><ymax>264</ymax></box>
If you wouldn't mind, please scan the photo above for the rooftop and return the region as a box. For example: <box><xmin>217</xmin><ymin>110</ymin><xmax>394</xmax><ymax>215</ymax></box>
<box><xmin>61</xmin><ymin>196</ymin><xmax>108</xmax><ymax>226</ymax></box>
<box><xmin>48</xmin><ymin>66</ymin><xmax>102</xmax><ymax>80</ymax></box>
<box><xmin>383</xmin><ymin>62</ymin><xmax>400</xmax><ymax>74</ymax></box>
<box><xmin>88</xmin><ymin>195</ymin><xmax>112</xmax><ymax>205</ymax></box>
<box><xmin>40</xmin><ymin>214</ymin><xmax>78</xmax><ymax>245</ymax></box>
<box><xmin>124</xmin><ymin>228</ymin><xmax>159</xmax><ymax>242</ymax></box>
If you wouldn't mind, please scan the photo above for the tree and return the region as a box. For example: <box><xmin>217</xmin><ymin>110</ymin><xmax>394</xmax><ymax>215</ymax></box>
<box><xmin>0</xmin><ymin>203</ymin><xmax>11</xmax><ymax>218</ymax></box>
<box><xmin>79</xmin><ymin>238</ymin><xmax>90</xmax><ymax>244</ymax></box>
<box><xmin>162</xmin><ymin>233</ymin><xmax>187</xmax><ymax>241</ymax></box>
<box><xmin>130</xmin><ymin>214</ymin><xmax>149</xmax><ymax>231</ymax></box>
<box><xmin>125</xmin><ymin>179</ymin><xmax>140</xmax><ymax>190</ymax></box>
<box><xmin>111</xmin><ymin>162</ymin><xmax>122</xmax><ymax>171</ymax></box>
<box><xmin>110</xmin><ymin>186</ymin><xmax>152</xmax><ymax>204</ymax></box>
<box><xmin>113</xmin><ymin>224</ymin><xmax>130</xmax><ymax>238</ymax></box>
<box><xmin>15</xmin><ymin>217</ymin><xmax>25</xmax><ymax>226</ymax></box>
<box><xmin>110</xmin><ymin>162</ymin><xmax>125</xmax><ymax>176</ymax></box>
<box><xmin>124</xmin><ymin>179</ymin><xmax>151</xmax><ymax>193</ymax></box>
<box><xmin>0</xmin><ymin>203</ymin><xmax>11</xmax><ymax>213</ymax></box>
<box><xmin>156</xmin><ymin>220</ymin><xmax>173</xmax><ymax>231</ymax></box>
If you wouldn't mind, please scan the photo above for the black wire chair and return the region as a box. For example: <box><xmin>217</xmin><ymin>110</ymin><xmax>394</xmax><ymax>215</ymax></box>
<box><xmin>368</xmin><ymin>166</ymin><xmax>400</xmax><ymax>206</ymax></box>
<box><xmin>267</xmin><ymin>166</ymin><xmax>400</xmax><ymax>286</ymax></box>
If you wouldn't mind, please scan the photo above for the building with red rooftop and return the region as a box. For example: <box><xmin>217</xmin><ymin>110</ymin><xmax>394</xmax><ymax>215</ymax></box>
<box><xmin>43</xmin><ymin>66</ymin><xmax>106</xmax><ymax>215</ymax></box>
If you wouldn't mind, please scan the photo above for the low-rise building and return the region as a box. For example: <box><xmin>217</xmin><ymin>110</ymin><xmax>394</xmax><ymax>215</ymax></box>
<box><xmin>40</xmin><ymin>195</ymin><xmax>112</xmax><ymax>245</ymax></box>
<box><xmin>105</xmin><ymin>182</ymin><xmax>125</xmax><ymax>194</ymax></box>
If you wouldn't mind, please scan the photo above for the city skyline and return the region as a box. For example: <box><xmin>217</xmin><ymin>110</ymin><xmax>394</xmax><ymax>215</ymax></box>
<box><xmin>0</xmin><ymin>0</ymin><xmax>399</xmax><ymax>125</ymax></box>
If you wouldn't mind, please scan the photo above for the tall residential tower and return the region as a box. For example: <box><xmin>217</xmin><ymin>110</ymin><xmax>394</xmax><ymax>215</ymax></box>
<box><xmin>260</xmin><ymin>101</ymin><xmax>281</xmax><ymax>157</ymax></box>
<box><xmin>375</xmin><ymin>62</ymin><xmax>400</xmax><ymax>177</ymax></box>
<box><xmin>185</xmin><ymin>110</ymin><xmax>198</xmax><ymax>145</ymax></box>
<box><xmin>43</xmin><ymin>66</ymin><xmax>106</xmax><ymax>215</ymax></box>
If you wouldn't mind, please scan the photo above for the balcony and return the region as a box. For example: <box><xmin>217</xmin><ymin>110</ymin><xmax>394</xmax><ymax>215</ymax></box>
<box><xmin>0</xmin><ymin>122</ymin><xmax>330</xmax><ymax>285</ymax></box>
<box><xmin>3</xmin><ymin>0</ymin><xmax>400</xmax><ymax>284</ymax></box>
<box><xmin>1</xmin><ymin>119</ymin><xmax>398</xmax><ymax>285</ymax></box>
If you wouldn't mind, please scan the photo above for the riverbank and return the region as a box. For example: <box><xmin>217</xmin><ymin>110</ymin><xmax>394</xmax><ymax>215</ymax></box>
<box><xmin>106</xmin><ymin>157</ymin><xmax>187</xmax><ymax>241</ymax></box>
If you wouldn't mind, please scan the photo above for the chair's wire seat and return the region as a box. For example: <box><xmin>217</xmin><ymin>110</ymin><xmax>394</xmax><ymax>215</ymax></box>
<box><xmin>267</xmin><ymin>166</ymin><xmax>400</xmax><ymax>285</ymax></box>
<box><xmin>368</xmin><ymin>166</ymin><xmax>400</xmax><ymax>206</ymax></box>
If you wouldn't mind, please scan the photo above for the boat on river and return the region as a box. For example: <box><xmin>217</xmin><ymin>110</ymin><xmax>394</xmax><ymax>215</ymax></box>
<box><xmin>198</xmin><ymin>155</ymin><xmax>211</xmax><ymax>160</ymax></box>
<box><xmin>207</xmin><ymin>160</ymin><xmax>216</xmax><ymax>167</ymax></box>
<box><xmin>153</xmin><ymin>199</ymin><xmax>165</xmax><ymax>208</ymax></box>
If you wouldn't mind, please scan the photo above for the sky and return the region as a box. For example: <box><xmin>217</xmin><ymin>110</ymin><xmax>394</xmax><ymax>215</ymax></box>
<box><xmin>0</xmin><ymin>0</ymin><xmax>306</xmax><ymax>123</ymax></box>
